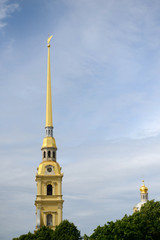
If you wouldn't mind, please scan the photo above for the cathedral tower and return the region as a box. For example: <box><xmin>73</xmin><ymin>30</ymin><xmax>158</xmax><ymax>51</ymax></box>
<box><xmin>35</xmin><ymin>36</ymin><xmax>63</xmax><ymax>230</ymax></box>
<box><xmin>133</xmin><ymin>180</ymin><xmax>148</xmax><ymax>212</ymax></box>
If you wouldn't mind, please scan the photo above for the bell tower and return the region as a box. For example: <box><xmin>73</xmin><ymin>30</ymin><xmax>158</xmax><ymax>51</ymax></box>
<box><xmin>35</xmin><ymin>36</ymin><xmax>64</xmax><ymax>230</ymax></box>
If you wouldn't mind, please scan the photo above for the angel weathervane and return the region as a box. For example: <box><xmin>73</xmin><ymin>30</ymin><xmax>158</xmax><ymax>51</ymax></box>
<box><xmin>48</xmin><ymin>35</ymin><xmax>53</xmax><ymax>46</ymax></box>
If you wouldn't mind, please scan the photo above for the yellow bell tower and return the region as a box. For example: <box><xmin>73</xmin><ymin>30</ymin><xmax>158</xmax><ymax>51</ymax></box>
<box><xmin>35</xmin><ymin>36</ymin><xmax>64</xmax><ymax>230</ymax></box>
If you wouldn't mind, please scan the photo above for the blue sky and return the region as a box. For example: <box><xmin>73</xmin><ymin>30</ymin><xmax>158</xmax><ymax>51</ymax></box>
<box><xmin>1</xmin><ymin>0</ymin><xmax>160</xmax><ymax>239</ymax></box>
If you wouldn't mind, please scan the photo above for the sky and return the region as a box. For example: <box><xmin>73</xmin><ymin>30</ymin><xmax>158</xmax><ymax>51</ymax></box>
<box><xmin>1</xmin><ymin>0</ymin><xmax>160</xmax><ymax>239</ymax></box>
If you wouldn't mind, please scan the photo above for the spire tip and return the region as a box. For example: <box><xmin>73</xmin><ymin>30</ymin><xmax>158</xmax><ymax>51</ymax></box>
<box><xmin>47</xmin><ymin>35</ymin><xmax>53</xmax><ymax>47</ymax></box>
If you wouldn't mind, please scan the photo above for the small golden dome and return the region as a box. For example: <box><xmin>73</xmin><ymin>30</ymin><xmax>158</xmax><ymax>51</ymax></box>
<box><xmin>140</xmin><ymin>180</ymin><xmax>148</xmax><ymax>193</ymax></box>
<box><xmin>41</xmin><ymin>136</ymin><xmax>57</xmax><ymax>149</ymax></box>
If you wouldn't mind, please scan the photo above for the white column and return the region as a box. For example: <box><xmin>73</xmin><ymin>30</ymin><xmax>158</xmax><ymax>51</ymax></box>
<box><xmin>36</xmin><ymin>208</ymin><xmax>40</xmax><ymax>229</ymax></box>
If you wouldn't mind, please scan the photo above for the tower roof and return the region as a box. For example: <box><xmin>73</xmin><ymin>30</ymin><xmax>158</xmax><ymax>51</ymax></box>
<box><xmin>140</xmin><ymin>180</ymin><xmax>148</xmax><ymax>193</ymax></box>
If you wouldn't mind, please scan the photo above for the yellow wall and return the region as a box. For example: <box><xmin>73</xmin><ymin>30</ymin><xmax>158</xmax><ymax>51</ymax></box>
<box><xmin>35</xmin><ymin>159</ymin><xmax>63</xmax><ymax>230</ymax></box>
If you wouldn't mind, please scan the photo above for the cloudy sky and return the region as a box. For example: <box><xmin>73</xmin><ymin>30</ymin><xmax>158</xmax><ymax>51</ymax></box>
<box><xmin>1</xmin><ymin>0</ymin><xmax>160</xmax><ymax>239</ymax></box>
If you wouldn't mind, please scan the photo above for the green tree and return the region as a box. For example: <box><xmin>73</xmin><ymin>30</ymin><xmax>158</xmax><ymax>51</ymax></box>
<box><xmin>83</xmin><ymin>234</ymin><xmax>89</xmax><ymax>240</ymax></box>
<box><xmin>12</xmin><ymin>231</ymin><xmax>35</xmax><ymax>240</ymax></box>
<box><xmin>12</xmin><ymin>220</ymin><xmax>82</xmax><ymax>240</ymax></box>
<box><xmin>13</xmin><ymin>226</ymin><xmax>54</xmax><ymax>240</ymax></box>
<box><xmin>34</xmin><ymin>226</ymin><xmax>54</xmax><ymax>240</ymax></box>
<box><xmin>89</xmin><ymin>200</ymin><xmax>160</xmax><ymax>240</ymax></box>
<box><xmin>52</xmin><ymin>220</ymin><xmax>82</xmax><ymax>240</ymax></box>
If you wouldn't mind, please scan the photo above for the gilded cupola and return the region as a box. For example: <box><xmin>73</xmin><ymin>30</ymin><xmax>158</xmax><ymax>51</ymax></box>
<box><xmin>140</xmin><ymin>180</ymin><xmax>148</xmax><ymax>194</ymax></box>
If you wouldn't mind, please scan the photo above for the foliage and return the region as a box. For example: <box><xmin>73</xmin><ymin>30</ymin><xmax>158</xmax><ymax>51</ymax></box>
<box><xmin>83</xmin><ymin>234</ymin><xmax>89</xmax><ymax>240</ymax></box>
<box><xmin>89</xmin><ymin>200</ymin><xmax>160</xmax><ymax>240</ymax></box>
<box><xmin>12</xmin><ymin>220</ymin><xmax>82</xmax><ymax>240</ymax></box>
<box><xmin>13</xmin><ymin>226</ymin><xmax>53</xmax><ymax>240</ymax></box>
<box><xmin>35</xmin><ymin>226</ymin><xmax>53</xmax><ymax>240</ymax></box>
<box><xmin>53</xmin><ymin>219</ymin><xmax>82</xmax><ymax>240</ymax></box>
<box><xmin>12</xmin><ymin>231</ymin><xmax>35</xmax><ymax>240</ymax></box>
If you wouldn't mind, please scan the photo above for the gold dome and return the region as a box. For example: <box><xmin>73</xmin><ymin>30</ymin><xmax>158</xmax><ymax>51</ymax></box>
<box><xmin>41</xmin><ymin>136</ymin><xmax>57</xmax><ymax>149</ymax></box>
<box><xmin>140</xmin><ymin>180</ymin><xmax>148</xmax><ymax>193</ymax></box>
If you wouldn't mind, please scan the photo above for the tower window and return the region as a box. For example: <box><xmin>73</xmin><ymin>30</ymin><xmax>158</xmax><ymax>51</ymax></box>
<box><xmin>48</xmin><ymin>151</ymin><xmax>51</xmax><ymax>158</ymax></box>
<box><xmin>53</xmin><ymin>151</ymin><xmax>55</xmax><ymax>158</ymax></box>
<box><xmin>44</xmin><ymin>151</ymin><xmax>46</xmax><ymax>158</ymax></box>
<box><xmin>47</xmin><ymin>214</ymin><xmax>52</xmax><ymax>226</ymax></box>
<box><xmin>47</xmin><ymin>184</ymin><xmax>52</xmax><ymax>195</ymax></box>
<box><xmin>48</xmin><ymin>129</ymin><xmax>50</xmax><ymax>135</ymax></box>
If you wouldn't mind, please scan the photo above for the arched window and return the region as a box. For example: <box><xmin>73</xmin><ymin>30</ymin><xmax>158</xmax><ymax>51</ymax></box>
<box><xmin>48</xmin><ymin>151</ymin><xmax>51</xmax><ymax>158</ymax></box>
<box><xmin>47</xmin><ymin>184</ymin><xmax>52</xmax><ymax>195</ymax></box>
<box><xmin>48</xmin><ymin>129</ymin><xmax>50</xmax><ymax>135</ymax></box>
<box><xmin>47</xmin><ymin>214</ymin><xmax>52</xmax><ymax>226</ymax></box>
<box><xmin>53</xmin><ymin>151</ymin><xmax>55</xmax><ymax>158</ymax></box>
<box><xmin>43</xmin><ymin>151</ymin><xmax>46</xmax><ymax>158</ymax></box>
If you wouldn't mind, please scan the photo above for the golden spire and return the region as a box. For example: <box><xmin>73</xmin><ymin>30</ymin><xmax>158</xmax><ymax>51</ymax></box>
<box><xmin>41</xmin><ymin>35</ymin><xmax>57</xmax><ymax>150</ymax></box>
<box><xmin>46</xmin><ymin>35</ymin><xmax>53</xmax><ymax>127</ymax></box>
<box><xmin>140</xmin><ymin>180</ymin><xmax>148</xmax><ymax>193</ymax></box>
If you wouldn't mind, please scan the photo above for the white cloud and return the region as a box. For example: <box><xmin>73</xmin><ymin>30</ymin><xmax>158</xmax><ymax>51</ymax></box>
<box><xmin>0</xmin><ymin>0</ymin><xmax>19</xmax><ymax>30</ymax></box>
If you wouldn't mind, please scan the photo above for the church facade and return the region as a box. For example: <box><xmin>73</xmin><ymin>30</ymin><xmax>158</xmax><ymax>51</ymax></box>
<box><xmin>35</xmin><ymin>36</ymin><xmax>64</xmax><ymax>230</ymax></box>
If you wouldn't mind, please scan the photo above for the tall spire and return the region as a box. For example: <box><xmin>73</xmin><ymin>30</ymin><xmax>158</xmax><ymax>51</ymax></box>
<box><xmin>41</xmin><ymin>35</ymin><xmax>57</xmax><ymax>149</ymax></box>
<box><xmin>46</xmin><ymin>35</ymin><xmax>53</xmax><ymax>127</ymax></box>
